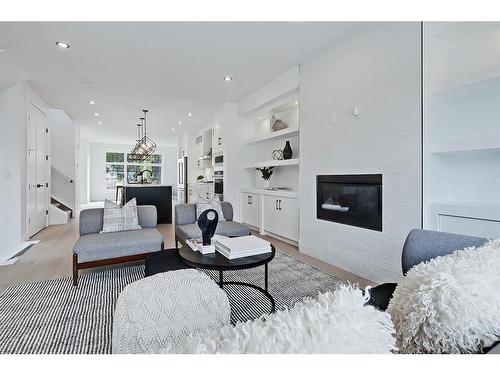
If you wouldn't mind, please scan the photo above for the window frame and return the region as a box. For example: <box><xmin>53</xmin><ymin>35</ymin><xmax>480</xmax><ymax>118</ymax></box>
<box><xmin>105</xmin><ymin>151</ymin><xmax>163</xmax><ymax>191</ymax></box>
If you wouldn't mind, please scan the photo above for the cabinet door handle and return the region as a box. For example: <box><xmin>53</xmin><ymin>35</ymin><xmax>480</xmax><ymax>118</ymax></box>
<box><xmin>250</xmin><ymin>196</ymin><xmax>252</xmax><ymax>205</ymax></box>
<box><xmin>275</xmin><ymin>200</ymin><xmax>278</xmax><ymax>210</ymax></box>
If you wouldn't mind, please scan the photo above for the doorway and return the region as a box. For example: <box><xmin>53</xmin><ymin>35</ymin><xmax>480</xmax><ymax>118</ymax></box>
<box><xmin>26</xmin><ymin>102</ymin><xmax>50</xmax><ymax>237</ymax></box>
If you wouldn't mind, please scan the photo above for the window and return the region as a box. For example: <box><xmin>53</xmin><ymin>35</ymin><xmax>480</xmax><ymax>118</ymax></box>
<box><xmin>105</xmin><ymin>151</ymin><xmax>162</xmax><ymax>190</ymax></box>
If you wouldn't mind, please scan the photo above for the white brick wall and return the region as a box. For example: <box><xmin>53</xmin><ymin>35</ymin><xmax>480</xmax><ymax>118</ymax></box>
<box><xmin>298</xmin><ymin>23</ymin><xmax>422</xmax><ymax>284</ymax></box>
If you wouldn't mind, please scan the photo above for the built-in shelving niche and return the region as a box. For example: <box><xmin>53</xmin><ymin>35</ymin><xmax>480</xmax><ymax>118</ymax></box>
<box><xmin>241</xmin><ymin>92</ymin><xmax>300</xmax><ymax>192</ymax></box>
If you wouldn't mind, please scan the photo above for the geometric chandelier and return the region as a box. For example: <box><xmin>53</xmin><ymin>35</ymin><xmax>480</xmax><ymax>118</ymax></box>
<box><xmin>130</xmin><ymin>109</ymin><xmax>157</xmax><ymax>163</ymax></box>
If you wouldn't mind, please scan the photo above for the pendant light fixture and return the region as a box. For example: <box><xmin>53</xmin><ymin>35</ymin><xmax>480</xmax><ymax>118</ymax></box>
<box><xmin>130</xmin><ymin>109</ymin><xmax>157</xmax><ymax>162</ymax></box>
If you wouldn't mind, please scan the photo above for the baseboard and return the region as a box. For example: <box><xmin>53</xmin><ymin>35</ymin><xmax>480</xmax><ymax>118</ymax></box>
<box><xmin>0</xmin><ymin>240</ymin><xmax>40</xmax><ymax>264</ymax></box>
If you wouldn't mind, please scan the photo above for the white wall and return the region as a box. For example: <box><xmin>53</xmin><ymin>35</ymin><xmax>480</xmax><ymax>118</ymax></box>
<box><xmin>79</xmin><ymin>138</ymin><xmax>90</xmax><ymax>205</ymax></box>
<box><xmin>0</xmin><ymin>83</ymin><xmax>26</xmax><ymax>261</ymax></box>
<box><xmin>299</xmin><ymin>23</ymin><xmax>422</xmax><ymax>284</ymax></box>
<box><xmin>88</xmin><ymin>142</ymin><xmax>177</xmax><ymax>202</ymax></box>
<box><xmin>49</xmin><ymin>109</ymin><xmax>76</xmax><ymax>209</ymax></box>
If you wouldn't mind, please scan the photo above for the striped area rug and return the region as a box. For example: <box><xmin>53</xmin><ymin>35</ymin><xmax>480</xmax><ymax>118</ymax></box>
<box><xmin>0</xmin><ymin>251</ymin><xmax>344</xmax><ymax>354</ymax></box>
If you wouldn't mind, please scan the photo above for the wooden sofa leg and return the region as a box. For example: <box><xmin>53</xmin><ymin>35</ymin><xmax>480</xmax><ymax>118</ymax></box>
<box><xmin>175</xmin><ymin>235</ymin><xmax>179</xmax><ymax>250</ymax></box>
<box><xmin>72</xmin><ymin>253</ymin><xmax>78</xmax><ymax>287</ymax></box>
<box><xmin>161</xmin><ymin>241</ymin><xmax>165</xmax><ymax>250</ymax></box>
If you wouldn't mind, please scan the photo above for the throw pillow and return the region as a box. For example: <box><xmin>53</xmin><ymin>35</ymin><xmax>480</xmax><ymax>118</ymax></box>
<box><xmin>161</xmin><ymin>285</ymin><xmax>397</xmax><ymax>354</ymax></box>
<box><xmin>196</xmin><ymin>195</ymin><xmax>226</xmax><ymax>221</ymax></box>
<box><xmin>387</xmin><ymin>239</ymin><xmax>500</xmax><ymax>354</ymax></box>
<box><xmin>100</xmin><ymin>198</ymin><xmax>142</xmax><ymax>233</ymax></box>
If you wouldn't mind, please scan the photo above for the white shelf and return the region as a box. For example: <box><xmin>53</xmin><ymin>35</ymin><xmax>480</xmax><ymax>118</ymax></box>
<box><xmin>245</xmin><ymin>158</ymin><xmax>299</xmax><ymax>169</ymax></box>
<box><xmin>244</xmin><ymin>127</ymin><xmax>299</xmax><ymax>145</ymax></box>
<box><xmin>241</xmin><ymin>188</ymin><xmax>299</xmax><ymax>199</ymax></box>
<box><xmin>431</xmin><ymin>145</ymin><xmax>500</xmax><ymax>154</ymax></box>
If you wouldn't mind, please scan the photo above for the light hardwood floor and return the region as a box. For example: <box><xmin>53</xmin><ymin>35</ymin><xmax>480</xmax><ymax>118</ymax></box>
<box><xmin>0</xmin><ymin>215</ymin><xmax>372</xmax><ymax>293</ymax></box>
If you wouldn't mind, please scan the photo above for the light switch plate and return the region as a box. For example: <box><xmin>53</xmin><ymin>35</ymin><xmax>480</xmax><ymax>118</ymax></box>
<box><xmin>329</xmin><ymin>112</ymin><xmax>337</xmax><ymax>125</ymax></box>
<box><xmin>353</xmin><ymin>107</ymin><xmax>360</xmax><ymax>117</ymax></box>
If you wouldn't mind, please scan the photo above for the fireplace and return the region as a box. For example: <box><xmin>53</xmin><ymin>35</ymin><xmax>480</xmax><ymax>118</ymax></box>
<box><xmin>316</xmin><ymin>174</ymin><xmax>382</xmax><ymax>231</ymax></box>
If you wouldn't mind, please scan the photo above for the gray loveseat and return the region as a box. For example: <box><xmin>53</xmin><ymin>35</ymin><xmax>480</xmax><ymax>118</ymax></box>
<box><xmin>72</xmin><ymin>205</ymin><xmax>164</xmax><ymax>286</ymax></box>
<box><xmin>174</xmin><ymin>202</ymin><xmax>251</xmax><ymax>248</ymax></box>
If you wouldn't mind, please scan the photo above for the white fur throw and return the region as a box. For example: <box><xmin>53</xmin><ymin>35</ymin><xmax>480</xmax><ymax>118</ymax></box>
<box><xmin>387</xmin><ymin>239</ymin><xmax>500</xmax><ymax>354</ymax></box>
<box><xmin>161</xmin><ymin>285</ymin><xmax>397</xmax><ymax>354</ymax></box>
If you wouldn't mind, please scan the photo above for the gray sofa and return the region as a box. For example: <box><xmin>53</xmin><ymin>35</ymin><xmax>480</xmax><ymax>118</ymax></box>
<box><xmin>72</xmin><ymin>205</ymin><xmax>164</xmax><ymax>286</ymax></box>
<box><xmin>175</xmin><ymin>202</ymin><xmax>251</xmax><ymax>248</ymax></box>
<box><xmin>368</xmin><ymin>229</ymin><xmax>499</xmax><ymax>354</ymax></box>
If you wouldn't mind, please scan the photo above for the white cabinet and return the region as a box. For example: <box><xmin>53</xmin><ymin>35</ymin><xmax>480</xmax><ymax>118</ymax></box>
<box><xmin>212</xmin><ymin>116</ymin><xmax>223</xmax><ymax>153</ymax></box>
<box><xmin>241</xmin><ymin>192</ymin><xmax>260</xmax><ymax>228</ymax></box>
<box><xmin>262</xmin><ymin>194</ymin><xmax>299</xmax><ymax>241</ymax></box>
<box><xmin>188</xmin><ymin>184</ymin><xmax>214</xmax><ymax>203</ymax></box>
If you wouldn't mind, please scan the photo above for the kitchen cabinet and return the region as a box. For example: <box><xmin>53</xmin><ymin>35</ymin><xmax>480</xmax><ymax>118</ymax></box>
<box><xmin>241</xmin><ymin>192</ymin><xmax>260</xmax><ymax>228</ymax></box>
<box><xmin>212</xmin><ymin>116</ymin><xmax>223</xmax><ymax>153</ymax></box>
<box><xmin>123</xmin><ymin>185</ymin><xmax>172</xmax><ymax>224</ymax></box>
<box><xmin>188</xmin><ymin>183</ymin><xmax>214</xmax><ymax>203</ymax></box>
<box><xmin>263</xmin><ymin>194</ymin><xmax>299</xmax><ymax>241</ymax></box>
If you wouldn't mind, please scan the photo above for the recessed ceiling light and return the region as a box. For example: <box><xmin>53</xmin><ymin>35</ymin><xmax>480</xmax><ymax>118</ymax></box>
<box><xmin>93</xmin><ymin>112</ymin><xmax>99</xmax><ymax>117</ymax></box>
<box><xmin>171</xmin><ymin>128</ymin><xmax>175</xmax><ymax>131</ymax></box>
<box><xmin>178</xmin><ymin>121</ymin><xmax>182</xmax><ymax>125</ymax></box>
<box><xmin>89</xmin><ymin>100</ymin><xmax>95</xmax><ymax>105</ymax></box>
<box><xmin>187</xmin><ymin>112</ymin><xmax>193</xmax><ymax>117</ymax></box>
<box><xmin>294</xmin><ymin>101</ymin><xmax>299</xmax><ymax>105</ymax></box>
<box><xmin>223</xmin><ymin>75</ymin><xmax>233</xmax><ymax>81</ymax></box>
<box><xmin>56</xmin><ymin>41</ymin><xmax>70</xmax><ymax>49</ymax></box>
<box><xmin>98</xmin><ymin>121</ymin><xmax>102</xmax><ymax>125</ymax></box>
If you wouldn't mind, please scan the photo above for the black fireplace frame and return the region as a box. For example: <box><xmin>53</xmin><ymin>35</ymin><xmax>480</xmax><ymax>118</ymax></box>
<box><xmin>316</xmin><ymin>174</ymin><xmax>382</xmax><ymax>231</ymax></box>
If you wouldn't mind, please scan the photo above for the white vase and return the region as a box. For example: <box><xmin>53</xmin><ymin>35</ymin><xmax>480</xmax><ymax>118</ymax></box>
<box><xmin>262</xmin><ymin>179</ymin><xmax>271</xmax><ymax>189</ymax></box>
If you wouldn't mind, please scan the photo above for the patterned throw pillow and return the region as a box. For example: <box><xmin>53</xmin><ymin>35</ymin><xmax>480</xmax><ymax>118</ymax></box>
<box><xmin>100</xmin><ymin>198</ymin><xmax>142</xmax><ymax>233</ymax></box>
<box><xmin>196</xmin><ymin>195</ymin><xmax>226</xmax><ymax>222</ymax></box>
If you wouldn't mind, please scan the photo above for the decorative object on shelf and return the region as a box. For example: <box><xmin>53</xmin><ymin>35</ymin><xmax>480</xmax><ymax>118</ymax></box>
<box><xmin>130</xmin><ymin>109</ymin><xmax>157</xmax><ymax>162</ymax></box>
<box><xmin>272</xmin><ymin>150</ymin><xmax>284</xmax><ymax>160</ymax></box>
<box><xmin>256</xmin><ymin>167</ymin><xmax>275</xmax><ymax>189</ymax></box>
<box><xmin>198</xmin><ymin>209</ymin><xmax>219</xmax><ymax>246</ymax></box>
<box><xmin>271</xmin><ymin>115</ymin><xmax>287</xmax><ymax>132</ymax></box>
<box><xmin>197</xmin><ymin>175</ymin><xmax>204</xmax><ymax>182</ymax></box>
<box><xmin>282</xmin><ymin>141</ymin><xmax>293</xmax><ymax>160</ymax></box>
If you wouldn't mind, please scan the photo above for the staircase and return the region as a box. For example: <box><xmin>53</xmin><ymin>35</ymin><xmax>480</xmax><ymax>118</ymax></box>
<box><xmin>49</xmin><ymin>198</ymin><xmax>73</xmax><ymax>225</ymax></box>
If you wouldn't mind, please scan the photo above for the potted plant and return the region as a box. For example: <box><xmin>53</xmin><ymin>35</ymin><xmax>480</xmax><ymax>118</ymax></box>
<box><xmin>256</xmin><ymin>167</ymin><xmax>275</xmax><ymax>189</ymax></box>
<box><xmin>197</xmin><ymin>175</ymin><xmax>204</xmax><ymax>182</ymax></box>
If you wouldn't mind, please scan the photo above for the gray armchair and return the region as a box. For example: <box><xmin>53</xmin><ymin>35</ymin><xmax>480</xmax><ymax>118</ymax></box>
<box><xmin>72</xmin><ymin>205</ymin><xmax>164</xmax><ymax>286</ymax></box>
<box><xmin>174</xmin><ymin>202</ymin><xmax>251</xmax><ymax>248</ymax></box>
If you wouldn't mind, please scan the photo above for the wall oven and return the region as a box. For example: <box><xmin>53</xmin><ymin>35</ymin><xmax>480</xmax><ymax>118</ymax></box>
<box><xmin>213</xmin><ymin>153</ymin><xmax>224</xmax><ymax>167</ymax></box>
<box><xmin>213</xmin><ymin>169</ymin><xmax>223</xmax><ymax>199</ymax></box>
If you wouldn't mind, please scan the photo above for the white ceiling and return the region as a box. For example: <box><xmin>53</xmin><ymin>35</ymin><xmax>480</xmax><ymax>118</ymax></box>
<box><xmin>0</xmin><ymin>22</ymin><xmax>357</xmax><ymax>146</ymax></box>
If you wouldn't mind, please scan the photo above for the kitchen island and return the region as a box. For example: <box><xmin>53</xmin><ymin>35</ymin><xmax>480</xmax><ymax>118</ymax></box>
<box><xmin>123</xmin><ymin>184</ymin><xmax>173</xmax><ymax>224</ymax></box>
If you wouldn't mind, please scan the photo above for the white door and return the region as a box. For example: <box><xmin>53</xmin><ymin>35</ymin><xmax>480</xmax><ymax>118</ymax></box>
<box><xmin>263</xmin><ymin>195</ymin><xmax>299</xmax><ymax>241</ymax></box>
<box><xmin>26</xmin><ymin>102</ymin><xmax>49</xmax><ymax>237</ymax></box>
<box><xmin>241</xmin><ymin>192</ymin><xmax>260</xmax><ymax>228</ymax></box>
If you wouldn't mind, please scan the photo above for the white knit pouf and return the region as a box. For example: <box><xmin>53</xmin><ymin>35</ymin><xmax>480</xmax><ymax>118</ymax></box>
<box><xmin>112</xmin><ymin>269</ymin><xmax>231</xmax><ymax>354</ymax></box>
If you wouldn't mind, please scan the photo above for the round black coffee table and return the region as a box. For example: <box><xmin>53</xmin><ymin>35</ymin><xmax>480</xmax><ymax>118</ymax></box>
<box><xmin>179</xmin><ymin>244</ymin><xmax>276</xmax><ymax>314</ymax></box>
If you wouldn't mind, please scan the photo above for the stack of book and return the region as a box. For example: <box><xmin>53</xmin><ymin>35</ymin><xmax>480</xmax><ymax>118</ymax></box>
<box><xmin>213</xmin><ymin>235</ymin><xmax>272</xmax><ymax>259</ymax></box>
<box><xmin>186</xmin><ymin>238</ymin><xmax>215</xmax><ymax>254</ymax></box>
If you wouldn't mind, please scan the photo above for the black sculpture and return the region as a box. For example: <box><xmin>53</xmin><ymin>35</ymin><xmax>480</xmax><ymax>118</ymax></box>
<box><xmin>197</xmin><ymin>209</ymin><xmax>219</xmax><ymax>246</ymax></box>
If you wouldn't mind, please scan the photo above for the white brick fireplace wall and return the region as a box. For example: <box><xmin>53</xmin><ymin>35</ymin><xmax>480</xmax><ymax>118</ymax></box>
<box><xmin>298</xmin><ymin>23</ymin><xmax>422</xmax><ymax>283</ymax></box>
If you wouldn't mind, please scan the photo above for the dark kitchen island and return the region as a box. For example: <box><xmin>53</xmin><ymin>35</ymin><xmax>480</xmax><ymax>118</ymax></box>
<box><xmin>123</xmin><ymin>184</ymin><xmax>173</xmax><ymax>224</ymax></box>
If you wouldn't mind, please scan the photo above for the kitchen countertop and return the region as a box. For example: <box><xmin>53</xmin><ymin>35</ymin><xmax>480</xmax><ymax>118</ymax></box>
<box><xmin>123</xmin><ymin>184</ymin><xmax>175</xmax><ymax>188</ymax></box>
<box><xmin>241</xmin><ymin>188</ymin><xmax>299</xmax><ymax>198</ymax></box>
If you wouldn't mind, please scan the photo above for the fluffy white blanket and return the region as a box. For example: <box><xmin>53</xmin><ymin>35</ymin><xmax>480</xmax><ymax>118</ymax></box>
<box><xmin>161</xmin><ymin>285</ymin><xmax>397</xmax><ymax>354</ymax></box>
<box><xmin>387</xmin><ymin>239</ymin><xmax>500</xmax><ymax>354</ymax></box>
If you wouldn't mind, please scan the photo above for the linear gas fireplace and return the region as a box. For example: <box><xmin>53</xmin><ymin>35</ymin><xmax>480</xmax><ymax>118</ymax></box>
<box><xmin>316</xmin><ymin>174</ymin><xmax>382</xmax><ymax>231</ymax></box>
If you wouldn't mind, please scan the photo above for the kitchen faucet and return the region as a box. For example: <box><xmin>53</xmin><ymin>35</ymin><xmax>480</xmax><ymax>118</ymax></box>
<box><xmin>137</xmin><ymin>169</ymin><xmax>153</xmax><ymax>184</ymax></box>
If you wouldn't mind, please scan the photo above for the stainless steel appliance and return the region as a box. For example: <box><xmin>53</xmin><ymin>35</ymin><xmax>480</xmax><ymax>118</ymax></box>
<box><xmin>177</xmin><ymin>156</ymin><xmax>188</xmax><ymax>204</ymax></box>
<box><xmin>213</xmin><ymin>169</ymin><xmax>223</xmax><ymax>200</ymax></box>
<box><xmin>213</xmin><ymin>152</ymin><xmax>223</xmax><ymax>167</ymax></box>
